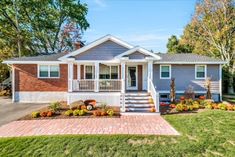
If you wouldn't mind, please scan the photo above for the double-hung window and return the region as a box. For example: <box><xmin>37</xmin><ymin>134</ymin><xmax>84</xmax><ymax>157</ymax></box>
<box><xmin>99</xmin><ymin>64</ymin><xmax>119</xmax><ymax>79</ymax></box>
<box><xmin>38</xmin><ymin>65</ymin><xmax>60</xmax><ymax>78</ymax></box>
<box><xmin>160</xmin><ymin>65</ymin><xmax>171</xmax><ymax>79</ymax></box>
<box><xmin>85</xmin><ymin>65</ymin><xmax>94</xmax><ymax>79</ymax></box>
<box><xmin>195</xmin><ymin>65</ymin><xmax>206</xmax><ymax>79</ymax></box>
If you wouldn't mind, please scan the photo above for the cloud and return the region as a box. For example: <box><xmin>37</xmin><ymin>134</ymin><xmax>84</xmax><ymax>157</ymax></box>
<box><xmin>93</xmin><ymin>0</ymin><xmax>107</xmax><ymax>8</ymax></box>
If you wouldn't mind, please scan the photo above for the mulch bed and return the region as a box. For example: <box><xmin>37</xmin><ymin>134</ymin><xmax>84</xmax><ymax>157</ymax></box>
<box><xmin>18</xmin><ymin>103</ymin><xmax>120</xmax><ymax>121</ymax></box>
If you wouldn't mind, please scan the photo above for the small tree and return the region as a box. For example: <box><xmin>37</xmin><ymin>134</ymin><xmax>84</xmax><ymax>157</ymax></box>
<box><xmin>206</xmin><ymin>78</ymin><xmax>212</xmax><ymax>99</ymax></box>
<box><xmin>170</xmin><ymin>78</ymin><xmax>176</xmax><ymax>103</ymax></box>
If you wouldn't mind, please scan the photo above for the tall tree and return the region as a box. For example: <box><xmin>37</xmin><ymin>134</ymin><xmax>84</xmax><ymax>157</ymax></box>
<box><xmin>0</xmin><ymin>0</ymin><xmax>89</xmax><ymax>57</ymax></box>
<box><xmin>180</xmin><ymin>0</ymin><xmax>235</xmax><ymax>94</ymax></box>
<box><xmin>167</xmin><ymin>35</ymin><xmax>193</xmax><ymax>53</ymax></box>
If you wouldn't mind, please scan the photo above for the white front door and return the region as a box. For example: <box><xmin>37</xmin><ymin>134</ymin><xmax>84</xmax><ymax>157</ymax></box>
<box><xmin>126</xmin><ymin>66</ymin><xmax>138</xmax><ymax>90</ymax></box>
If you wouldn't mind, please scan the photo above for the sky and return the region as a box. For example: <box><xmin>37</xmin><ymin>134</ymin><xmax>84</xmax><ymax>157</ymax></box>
<box><xmin>81</xmin><ymin>0</ymin><xmax>197</xmax><ymax>53</ymax></box>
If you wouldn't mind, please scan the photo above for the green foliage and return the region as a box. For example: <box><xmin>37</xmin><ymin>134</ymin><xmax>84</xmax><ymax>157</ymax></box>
<box><xmin>73</xmin><ymin>109</ymin><xmax>85</xmax><ymax>116</ymax></box>
<box><xmin>49</xmin><ymin>102</ymin><xmax>61</xmax><ymax>112</ymax></box>
<box><xmin>106</xmin><ymin>109</ymin><xmax>114</xmax><ymax>116</ymax></box>
<box><xmin>64</xmin><ymin>110</ymin><xmax>73</xmax><ymax>116</ymax></box>
<box><xmin>0</xmin><ymin>0</ymin><xmax>89</xmax><ymax>55</ymax></box>
<box><xmin>31</xmin><ymin>111</ymin><xmax>40</xmax><ymax>118</ymax></box>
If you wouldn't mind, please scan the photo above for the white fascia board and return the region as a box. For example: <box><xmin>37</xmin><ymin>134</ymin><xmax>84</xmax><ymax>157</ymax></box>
<box><xmin>74</xmin><ymin>59</ymin><xmax>120</xmax><ymax>64</ymax></box>
<box><xmin>2</xmin><ymin>60</ymin><xmax>66</xmax><ymax>64</ymax></box>
<box><xmin>154</xmin><ymin>61</ymin><xmax>227</xmax><ymax>64</ymax></box>
<box><xmin>58</xmin><ymin>35</ymin><xmax>134</xmax><ymax>61</ymax></box>
<box><xmin>115</xmin><ymin>46</ymin><xmax>161</xmax><ymax>60</ymax></box>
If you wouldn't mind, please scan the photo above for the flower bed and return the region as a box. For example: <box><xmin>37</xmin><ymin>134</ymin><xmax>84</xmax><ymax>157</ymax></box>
<box><xmin>167</xmin><ymin>96</ymin><xmax>235</xmax><ymax>114</ymax></box>
<box><xmin>19</xmin><ymin>100</ymin><xmax>120</xmax><ymax>120</ymax></box>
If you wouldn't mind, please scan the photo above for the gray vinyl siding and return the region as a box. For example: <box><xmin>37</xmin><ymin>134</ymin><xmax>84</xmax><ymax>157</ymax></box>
<box><xmin>75</xmin><ymin>40</ymin><xmax>128</xmax><ymax>60</ymax></box>
<box><xmin>128</xmin><ymin>51</ymin><xmax>148</xmax><ymax>59</ymax></box>
<box><xmin>153</xmin><ymin>64</ymin><xmax>220</xmax><ymax>93</ymax></box>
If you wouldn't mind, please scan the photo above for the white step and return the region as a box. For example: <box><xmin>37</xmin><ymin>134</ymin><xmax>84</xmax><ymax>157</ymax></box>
<box><xmin>126</xmin><ymin>108</ymin><xmax>152</xmax><ymax>112</ymax></box>
<box><xmin>125</xmin><ymin>93</ymin><xmax>150</xmax><ymax>96</ymax></box>
<box><xmin>124</xmin><ymin>96</ymin><xmax>152</xmax><ymax>100</ymax></box>
<box><xmin>125</xmin><ymin>100</ymin><xmax>151</xmax><ymax>103</ymax></box>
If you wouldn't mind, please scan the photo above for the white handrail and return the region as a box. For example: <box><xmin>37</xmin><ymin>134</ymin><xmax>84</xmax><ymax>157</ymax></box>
<box><xmin>149</xmin><ymin>79</ymin><xmax>159</xmax><ymax>112</ymax></box>
<box><xmin>121</xmin><ymin>93</ymin><xmax>125</xmax><ymax>112</ymax></box>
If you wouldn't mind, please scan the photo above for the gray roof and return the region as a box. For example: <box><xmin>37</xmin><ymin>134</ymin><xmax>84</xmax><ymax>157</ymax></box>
<box><xmin>5</xmin><ymin>52</ymin><xmax>66</xmax><ymax>62</ymax></box>
<box><xmin>156</xmin><ymin>53</ymin><xmax>224</xmax><ymax>63</ymax></box>
<box><xmin>4</xmin><ymin>51</ymin><xmax>225</xmax><ymax>64</ymax></box>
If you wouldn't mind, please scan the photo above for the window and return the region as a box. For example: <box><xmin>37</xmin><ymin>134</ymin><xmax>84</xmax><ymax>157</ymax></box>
<box><xmin>195</xmin><ymin>65</ymin><xmax>206</xmax><ymax>79</ymax></box>
<box><xmin>99</xmin><ymin>64</ymin><xmax>119</xmax><ymax>79</ymax></box>
<box><xmin>38</xmin><ymin>65</ymin><xmax>59</xmax><ymax>78</ymax></box>
<box><xmin>85</xmin><ymin>65</ymin><xmax>94</xmax><ymax>79</ymax></box>
<box><xmin>160</xmin><ymin>65</ymin><xmax>171</xmax><ymax>79</ymax></box>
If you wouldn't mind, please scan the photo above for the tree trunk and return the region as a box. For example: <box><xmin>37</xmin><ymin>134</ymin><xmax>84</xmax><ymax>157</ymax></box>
<box><xmin>227</xmin><ymin>62</ymin><xmax>234</xmax><ymax>94</ymax></box>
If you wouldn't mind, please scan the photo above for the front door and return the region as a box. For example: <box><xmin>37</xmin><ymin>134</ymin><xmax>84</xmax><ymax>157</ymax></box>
<box><xmin>127</xmin><ymin>66</ymin><xmax>138</xmax><ymax>90</ymax></box>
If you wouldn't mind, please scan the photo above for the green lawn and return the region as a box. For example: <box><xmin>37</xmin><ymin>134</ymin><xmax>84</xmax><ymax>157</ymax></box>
<box><xmin>0</xmin><ymin>110</ymin><xmax>235</xmax><ymax>157</ymax></box>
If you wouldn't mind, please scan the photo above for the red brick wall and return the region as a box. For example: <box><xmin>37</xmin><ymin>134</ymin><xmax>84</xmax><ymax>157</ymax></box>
<box><xmin>14</xmin><ymin>64</ymin><xmax>68</xmax><ymax>92</ymax></box>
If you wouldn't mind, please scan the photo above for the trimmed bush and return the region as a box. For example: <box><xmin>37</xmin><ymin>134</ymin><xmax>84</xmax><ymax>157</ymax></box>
<box><xmin>65</xmin><ymin>110</ymin><xmax>73</xmax><ymax>116</ymax></box>
<box><xmin>49</xmin><ymin>102</ymin><xmax>61</xmax><ymax>112</ymax></box>
<box><xmin>32</xmin><ymin>111</ymin><xmax>40</xmax><ymax>118</ymax></box>
<box><xmin>107</xmin><ymin>109</ymin><xmax>114</xmax><ymax>116</ymax></box>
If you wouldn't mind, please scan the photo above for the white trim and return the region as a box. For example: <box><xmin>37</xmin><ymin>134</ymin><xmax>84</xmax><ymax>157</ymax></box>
<box><xmin>158</xmin><ymin>90</ymin><xmax>208</xmax><ymax>94</ymax></box>
<box><xmin>59</xmin><ymin>35</ymin><xmax>134</xmax><ymax>61</ymax></box>
<box><xmin>68</xmin><ymin>62</ymin><xmax>73</xmax><ymax>92</ymax></box>
<box><xmin>155</xmin><ymin>62</ymin><xmax>227</xmax><ymax>64</ymax></box>
<box><xmin>77</xmin><ymin>64</ymin><xmax>81</xmax><ymax>80</ymax></box>
<box><xmin>126</xmin><ymin>65</ymin><xmax>138</xmax><ymax>90</ymax></box>
<box><xmin>195</xmin><ymin>65</ymin><xmax>207</xmax><ymax>80</ymax></box>
<box><xmin>37</xmin><ymin>64</ymin><xmax>60</xmax><ymax>79</ymax></box>
<box><xmin>219</xmin><ymin>64</ymin><xmax>222</xmax><ymax>101</ymax></box>
<box><xmin>3</xmin><ymin>61</ymin><xmax>66</xmax><ymax>64</ymax></box>
<box><xmin>160</xmin><ymin>65</ymin><xmax>171</xmax><ymax>79</ymax></box>
<box><xmin>121</xmin><ymin>62</ymin><xmax>126</xmax><ymax>93</ymax></box>
<box><xmin>115</xmin><ymin>46</ymin><xmax>161</xmax><ymax>60</ymax></box>
<box><xmin>12</xmin><ymin>65</ymin><xmax>15</xmax><ymax>102</ymax></box>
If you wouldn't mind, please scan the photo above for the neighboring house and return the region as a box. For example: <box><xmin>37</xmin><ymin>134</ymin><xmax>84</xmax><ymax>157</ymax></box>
<box><xmin>3</xmin><ymin>35</ymin><xmax>226</xmax><ymax>113</ymax></box>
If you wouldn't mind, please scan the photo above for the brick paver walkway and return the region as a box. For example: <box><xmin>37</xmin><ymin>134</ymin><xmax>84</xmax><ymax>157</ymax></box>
<box><xmin>0</xmin><ymin>116</ymin><xmax>179</xmax><ymax>137</ymax></box>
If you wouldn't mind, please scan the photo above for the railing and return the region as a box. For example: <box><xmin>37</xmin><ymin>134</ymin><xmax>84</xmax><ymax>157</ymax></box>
<box><xmin>148</xmin><ymin>79</ymin><xmax>159</xmax><ymax>112</ymax></box>
<box><xmin>99</xmin><ymin>80</ymin><xmax>122</xmax><ymax>91</ymax></box>
<box><xmin>72</xmin><ymin>79</ymin><xmax>122</xmax><ymax>92</ymax></box>
<box><xmin>72</xmin><ymin>80</ymin><xmax>95</xmax><ymax>91</ymax></box>
<box><xmin>121</xmin><ymin>93</ymin><xmax>125</xmax><ymax>112</ymax></box>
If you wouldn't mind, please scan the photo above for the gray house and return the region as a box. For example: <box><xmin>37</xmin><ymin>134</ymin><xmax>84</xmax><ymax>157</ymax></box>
<box><xmin>4</xmin><ymin>35</ymin><xmax>225</xmax><ymax>114</ymax></box>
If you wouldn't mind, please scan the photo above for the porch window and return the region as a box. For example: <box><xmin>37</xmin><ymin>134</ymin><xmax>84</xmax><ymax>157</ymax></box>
<box><xmin>195</xmin><ymin>65</ymin><xmax>206</xmax><ymax>79</ymax></box>
<box><xmin>38</xmin><ymin>65</ymin><xmax>59</xmax><ymax>78</ymax></box>
<box><xmin>85</xmin><ymin>65</ymin><xmax>94</xmax><ymax>79</ymax></box>
<box><xmin>99</xmin><ymin>64</ymin><xmax>118</xmax><ymax>79</ymax></box>
<box><xmin>160</xmin><ymin>65</ymin><xmax>171</xmax><ymax>79</ymax></box>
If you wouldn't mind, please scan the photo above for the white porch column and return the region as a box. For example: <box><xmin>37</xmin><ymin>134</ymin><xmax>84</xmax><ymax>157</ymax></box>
<box><xmin>121</xmin><ymin>62</ymin><xmax>126</xmax><ymax>93</ymax></box>
<box><xmin>11</xmin><ymin>65</ymin><xmax>15</xmax><ymax>102</ymax></box>
<box><xmin>95</xmin><ymin>62</ymin><xmax>100</xmax><ymax>92</ymax></box>
<box><xmin>77</xmin><ymin>64</ymin><xmax>81</xmax><ymax>80</ymax></box>
<box><xmin>147</xmin><ymin>61</ymin><xmax>153</xmax><ymax>92</ymax></box>
<box><xmin>67</xmin><ymin>58</ymin><xmax>75</xmax><ymax>92</ymax></box>
<box><xmin>219</xmin><ymin>64</ymin><xmax>222</xmax><ymax>101</ymax></box>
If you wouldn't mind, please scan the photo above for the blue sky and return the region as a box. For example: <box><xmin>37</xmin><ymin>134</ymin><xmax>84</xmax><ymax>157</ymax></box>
<box><xmin>81</xmin><ymin>0</ymin><xmax>196</xmax><ymax>53</ymax></box>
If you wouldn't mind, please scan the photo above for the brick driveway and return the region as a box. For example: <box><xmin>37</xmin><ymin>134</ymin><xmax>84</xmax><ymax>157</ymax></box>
<box><xmin>0</xmin><ymin>116</ymin><xmax>179</xmax><ymax>137</ymax></box>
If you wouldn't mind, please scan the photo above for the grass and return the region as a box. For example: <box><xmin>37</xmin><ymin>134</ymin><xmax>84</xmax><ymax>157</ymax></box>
<box><xmin>0</xmin><ymin>110</ymin><xmax>235</xmax><ymax>157</ymax></box>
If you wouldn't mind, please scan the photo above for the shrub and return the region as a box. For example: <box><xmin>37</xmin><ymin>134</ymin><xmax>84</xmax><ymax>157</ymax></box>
<box><xmin>212</xmin><ymin>103</ymin><xmax>219</xmax><ymax>109</ymax></box>
<box><xmin>205</xmin><ymin>104</ymin><xmax>212</xmax><ymax>109</ymax></box>
<box><xmin>87</xmin><ymin>105</ymin><xmax>93</xmax><ymax>111</ymax></box>
<box><xmin>106</xmin><ymin>109</ymin><xmax>114</xmax><ymax>116</ymax></box>
<box><xmin>100</xmin><ymin>110</ymin><xmax>107</xmax><ymax>116</ymax></box>
<box><xmin>176</xmin><ymin>103</ymin><xmax>184</xmax><ymax>112</ymax></box>
<box><xmin>65</xmin><ymin>110</ymin><xmax>73</xmax><ymax>116</ymax></box>
<box><xmin>93</xmin><ymin>110</ymin><xmax>101</xmax><ymax>116</ymax></box>
<box><xmin>188</xmin><ymin>105</ymin><xmax>194</xmax><ymax>111</ymax></box>
<box><xmin>218</xmin><ymin>103</ymin><xmax>227</xmax><ymax>110</ymax></box>
<box><xmin>192</xmin><ymin>102</ymin><xmax>199</xmax><ymax>109</ymax></box>
<box><xmin>47</xmin><ymin>111</ymin><xmax>53</xmax><ymax>117</ymax></box>
<box><xmin>73</xmin><ymin>109</ymin><xmax>80</xmax><ymax>116</ymax></box>
<box><xmin>226</xmin><ymin>104</ymin><xmax>234</xmax><ymax>111</ymax></box>
<box><xmin>49</xmin><ymin>102</ymin><xmax>61</xmax><ymax>112</ymax></box>
<box><xmin>40</xmin><ymin>111</ymin><xmax>47</xmax><ymax>117</ymax></box>
<box><xmin>78</xmin><ymin>110</ymin><xmax>85</xmax><ymax>116</ymax></box>
<box><xmin>150</xmin><ymin>107</ymin><xmax>156</xmax><ymax>112</ymax></box>
<box><xmin>32</xmin><ymin>111</ymin><xmax>40</xmax><ymax>118</ymax></box>
<box><xmin>183</xmin><ymin>105</ymin><xmax>189</xmax><ymax>111</ymax></box>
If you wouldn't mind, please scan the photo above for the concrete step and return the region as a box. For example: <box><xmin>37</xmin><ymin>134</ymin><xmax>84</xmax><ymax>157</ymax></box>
<box><xmin>124</xmin><ymin>96</ymin><xmax>152</xmax><ymax>100</ymax></box>
<box><xmin>126</xmin><ymin>105</ymin><xmax>152</xmax><ymax>108</ymax></box>
<box><xmin>125</xmin><ymin>100</ymin><xmax>152</xmax><ymax>103</ymax></box>
<box><xmin>125</xmin><ymin>93</ymin><xmax>150</xmax><ymax>97</ymax></box>
<box><xmin>126</xmin><ymin>108</ymin><xmax>153</xmax><ymax>112</ymax></box>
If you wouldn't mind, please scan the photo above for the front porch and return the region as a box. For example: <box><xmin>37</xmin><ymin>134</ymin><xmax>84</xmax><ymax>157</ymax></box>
<box><xmin>66</xmin><ymin>57</ymin><xmax>159</xmax><ymax>113</ymax></box>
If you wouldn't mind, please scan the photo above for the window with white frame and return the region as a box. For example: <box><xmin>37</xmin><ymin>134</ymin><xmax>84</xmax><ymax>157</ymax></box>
<box><xmin>99</xmin><ymin>64</ymin><xmax>118</xmax><ymax>79</ymax></box>
<box><xmin>85</xmin><ymin>65</ymin><xmax>94</xmax><ymax>79</ymax></box>
<box><xmin>195</xmin><ymin>65</ymin><xmax>206</xmax><ymax>79</ymax></box>
<box><xmin>38</xmin><ymin>65</ymin><xmax>59</xmax><ymax>78</ymax></box>
<box><xmin>160</xmin><ymin>65</ymin><xmax>171</xmax><ymax>79</ymax></box>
